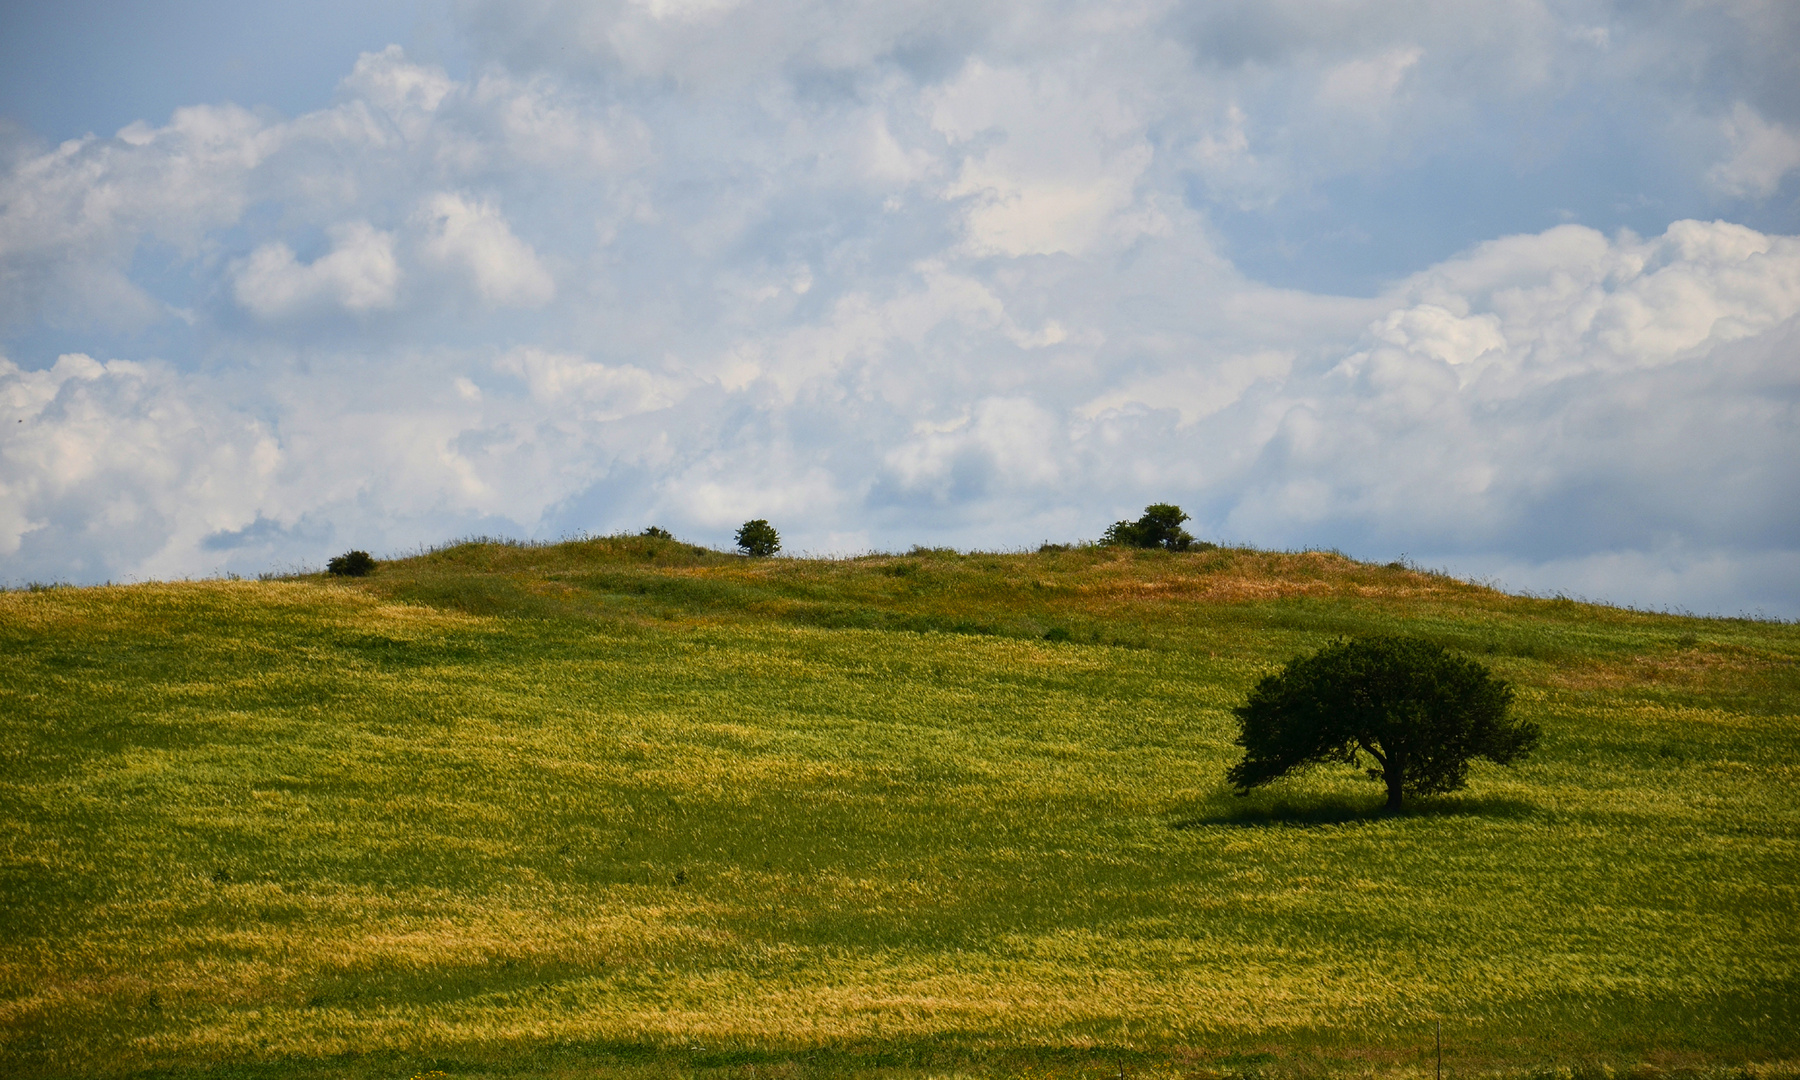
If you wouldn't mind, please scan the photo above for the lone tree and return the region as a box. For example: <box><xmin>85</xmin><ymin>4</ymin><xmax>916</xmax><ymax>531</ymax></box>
<box><xmin>735</xmin><ymin>519</ymin><xmax>780</xmax><ymax>558</ymax></box>
<box><xmin>326</xmin><ymin>550</ymin><xmax>376</xmax><ymax>577</ymax></box>
<box><xmin>1102</xmin><ymin>503</ymin><xmax>1198</xmax><ymax>551</ymax></box>
<box><xmin>1228</xmin><ymin>635</ymin><xmax>1539</xmax><ymax>811</ymax></box>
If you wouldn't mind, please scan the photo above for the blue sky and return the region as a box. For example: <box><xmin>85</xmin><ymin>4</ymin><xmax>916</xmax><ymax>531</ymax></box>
<box><xmin>1</xmin><ymin>0</ymin><xmax>1797</xmax><ymax>615</ymax></box>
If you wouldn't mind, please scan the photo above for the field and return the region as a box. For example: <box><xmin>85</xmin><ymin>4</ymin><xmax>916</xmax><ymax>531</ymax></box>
<box><xmin>2</xmin><ymin>537</ymin><xmax>1797</xmax><ymax>1080</ymax></box>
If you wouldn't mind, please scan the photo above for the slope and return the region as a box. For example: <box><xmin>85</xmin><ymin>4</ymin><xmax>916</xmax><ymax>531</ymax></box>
<box><xmin>2</xmin><ymin>537</ymin><xmax>1796</xmax><ymax>1079</ymax></box>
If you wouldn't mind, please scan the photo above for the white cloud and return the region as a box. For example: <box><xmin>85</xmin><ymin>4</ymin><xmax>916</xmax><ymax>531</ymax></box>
<box><xmin>1368</xmin><ymin>306</ymin><xmax>1505</xmax><ymax>368</ymax></box>
<box><xmin>231</xmin><ymin>221</ymin><xmax>400</xmax><ymax>318</ymax></box>
<box><xmin>445</xmin><ymin>70</ymin><xmax>654</xmax><ymax>176</ymax></box>
<box><xmin>496</xmin><ymin>346</ymin><xmax>678</xmax><ymax>419</ymax></box>
<box><xmin>339</xmin><ymin>45</ymin><xmax>454</xmax><ymax>138</ymax></box>
<box><xmin>0</xmin><ymin>353</ymin><xmax>280</xmax><ymax>578</ymax></box>
<box><xmin>931</xmin><ymin>60</ymin><xmax>1161</xmax><ymax>257</ymax></box>
<box><xmin>1221</xmin><ymin>221</ymin><xmax>1800</xmax><ymax>576</ymax></box>
<box><xmin>883</xmin><ymin>396</ymin><xmax>1061</xmax><ymax>499</ymax></box>
<box><xmin>416</xmin><ymin>193</ymin><xmax>555</xmax><ymax>307</ymax></box>
<box><xmin>0</xmin><ymin>103</ymin><xmax>273</xmax><ymax>329</ymax></box>
<box><xmin>1078</xmin><ymin>350</ymin><xmax>1293</xmax><ymax>426</ymax></box>
<box><xmin>1708</xmin><ymin>102</ymin><xmax>1800</xmax><ymax>199</ymax></box>
<box><xmin>1375</xmin><ymin>220</ymin><xmax>1800</xmax><ymax>387</ymax></box>
<box><xmin>628</xmin><ymin>0</ymin><xmax>747</xmax><ymax>26</ymax></box>
<box><xmin>1317</xmin><ymin>46</ymin><xmax>1422</xmax><ymax>114</ymax></box>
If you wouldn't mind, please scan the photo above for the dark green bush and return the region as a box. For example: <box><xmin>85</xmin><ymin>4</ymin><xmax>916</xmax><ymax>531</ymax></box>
<box><xmin>642</xmin><ymin>526</ymin><xmax>673</xmax><ymax>539</ymax></box>
<box><xmin>327</xmin><ymin>550</ymin><xmax>376</xmax><ymax>577</ymax></box>
<box><xmin>1101</xmin><ymin>503</ymin><xmax>1207</xmax><ymax>551</ymax></box>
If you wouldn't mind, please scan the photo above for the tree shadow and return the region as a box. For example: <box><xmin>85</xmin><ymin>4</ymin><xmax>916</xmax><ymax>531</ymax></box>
<box><xmin>1167</xmin><ymin>791</ymin><xmax>1539</xmax><ymax>829</ymax></box>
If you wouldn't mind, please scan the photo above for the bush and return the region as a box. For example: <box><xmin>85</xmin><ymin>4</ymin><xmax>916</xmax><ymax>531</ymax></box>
<box><xmin>735</xmin><ymin>519</ymin><xmax>780</xmax><ymax>558</ymax></box>
<box><xmin>1101</xmin><ymin>503</ymin><xmax>1202</xmax><ymax>551</ymax></box>
<box><xmin>1227</xmin><ymin>635</ymin><xmax>1539</xmax><ymax>811</ymax></box>
<box><xmin>327</xmin><ymin>550</ymin><xmax>376</xmax><ymax>577</ymax></box>
<box><xmin>642</xmin><ymin>526</ymin><xmax>673</xmax><ymax>539</ymax></box>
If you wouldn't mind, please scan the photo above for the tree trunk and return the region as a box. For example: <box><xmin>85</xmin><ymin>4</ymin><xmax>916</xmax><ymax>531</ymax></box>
<box><xmin>1362</xmin><ymin>740</ymin><xmax>1404</xmax><ymax>812</ymax></box>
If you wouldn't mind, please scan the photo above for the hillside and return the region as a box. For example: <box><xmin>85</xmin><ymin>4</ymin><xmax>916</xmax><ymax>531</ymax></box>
<box><xmin>2</xmin><ymin>537</ymin><xmax>1797</xmax><ymax>1080</ymax></box>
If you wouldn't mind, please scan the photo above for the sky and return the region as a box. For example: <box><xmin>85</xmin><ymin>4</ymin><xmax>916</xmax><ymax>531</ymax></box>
<box><xmin>1</xmin><ymin>0</ymin><xmax>1797</xmax><ymax>617</ymax></box>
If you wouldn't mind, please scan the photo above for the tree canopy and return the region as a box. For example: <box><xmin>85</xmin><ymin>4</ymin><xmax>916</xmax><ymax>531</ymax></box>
<box><xmin>1101</xmin><ymin>503</ymin><xmax>1200</xmax><ymax>551</ymax></box>
<box><xmin>735</xmin><ymin>519</ymin><xmax>780</xmax><ymax>558</ymax></box>
<box><xmin>1227</xmin><ymin>635</ymin><xmax>1539</xmax><ymax>810</ymax></box>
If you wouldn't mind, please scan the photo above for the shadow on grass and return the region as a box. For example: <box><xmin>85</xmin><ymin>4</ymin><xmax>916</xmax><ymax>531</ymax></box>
<box><xmin>1168</xmin><ymin>791</ymin><xmax>1539</xmax><ymax>829</ymax></box>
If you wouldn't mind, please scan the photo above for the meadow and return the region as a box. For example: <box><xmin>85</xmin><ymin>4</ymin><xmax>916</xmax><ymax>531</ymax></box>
<box><xmin>1</xmin><ymin>536</ymin><xmax>1796</xmax><ymax>1080</ymax></box>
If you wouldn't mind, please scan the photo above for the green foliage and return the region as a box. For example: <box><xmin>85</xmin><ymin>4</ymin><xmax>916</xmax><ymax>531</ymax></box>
<box><xmin>1</xmin><ymin>544</ymin><xmax>1797</xmax><ymax>1078</ymax></box>
<box><xmin>641</xmin><ymin>525</ymin><xmax>673</xmax><ymax>539</ymax></box>
<box><xmin>1101</xmin><ymin>503</ymin><xmax>1205</xmax><ymax>551</ymax></box>
<box><xmin>1229</xmin><ymin>635</ymin><xmax>1539</xmax><ymax>809</ymax></box>
<box><xmin>325</xmin><ymin>550</ymin><xmax>376</xmax><ymax>577</ymax></box>
<box><xmin>735</xmin><ymin>518</ymin><xmax>780</xmax><ymax>557</ymax></box>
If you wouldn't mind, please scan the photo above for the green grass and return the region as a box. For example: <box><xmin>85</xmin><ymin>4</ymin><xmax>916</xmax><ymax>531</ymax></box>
<box><xmin>2</xmin><ymin>536</ymin><xmax>1797</xmax><ymax>1079</ymax></box>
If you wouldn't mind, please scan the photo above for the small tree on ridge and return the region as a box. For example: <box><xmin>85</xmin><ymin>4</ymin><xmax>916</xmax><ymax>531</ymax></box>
<box><xmin>1227</xmin><ymin>635</ymin><xmax>1539</xmax><ymax>811</ymax></box>
<box><xmin>735</xmin><ymin>519</ymin><xmax>780</xmax><ymax>558</ymax></box>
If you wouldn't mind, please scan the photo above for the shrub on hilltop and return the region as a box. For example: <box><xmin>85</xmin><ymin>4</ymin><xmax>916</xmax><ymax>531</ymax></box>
<box><xmin>327</xmin><ymin>550</ymin><xmax>377</xmax><ymax>577</ymax></box>
<box><xmin>1102</xmin><ymin>503</ymin><xmax>1207</xmax><ymax>552</ymax></box>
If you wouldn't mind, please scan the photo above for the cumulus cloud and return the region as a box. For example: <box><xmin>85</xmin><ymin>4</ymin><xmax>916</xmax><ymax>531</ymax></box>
<box><xmin>1079</xmin><ymin>350</ymin><xmax>1293</xmax><ymax>426</ymax></box>
<box><xmin>339</xmin><ymin>44</ymin><xmax>454</xmax><ymax>137</ymax></box>
<box><xmin>232</xmin><ymin>222</ymin><xmax>400</xmax><ymax>317</ymax></box>
<box><xmin>416</xmin><ymin>193</ymin><xmax>556</xmax><ymax>307</ymax></box>
<box><xmin>1</xmin><ymin>5</ymin><xmax>1797</xmax><ymax>617</ymax></box>
<box><xmin>0</xmin><ymin>103</ymin><xmax>271</xmax><ymax>329</ymax></box>
<box><xmin>0</xmin><ymin>353</ymin><xmax>279</xmax><ymax>579</ymax></box>
<box><xmin>1224</xmin><ymin>220</ymin><xmax>1800</xmax><ymax>561</ymax></box>
<box><xmin>931</xmin><ymin>60</ymin><xmax>1161</xmax><ymax>257</ymax></box>
<box><xmin>1708</xmin><ymin>103</ymin><xmax>1800</xmax><ymax>199</ymax></box>
<box><xmin>496</xmin><ymin>346</ymin><xmax>677</xmax><ymax>418</ymax></box>
<box><xmin>883</xmin><ymin>396</ymin><xmax>1062</xmax><ymax>501</ymax></box>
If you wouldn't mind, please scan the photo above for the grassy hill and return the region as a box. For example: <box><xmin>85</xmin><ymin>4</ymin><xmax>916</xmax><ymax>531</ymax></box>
<box><xmin>2</xmin><ymin>536</ymin><xmax>1797</xmax><ymax>1080</ymax></box>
